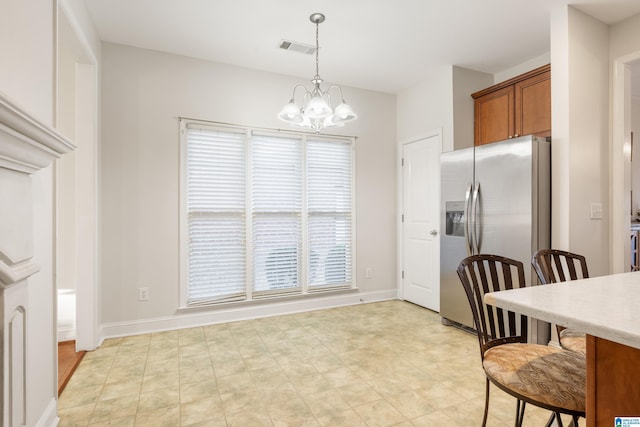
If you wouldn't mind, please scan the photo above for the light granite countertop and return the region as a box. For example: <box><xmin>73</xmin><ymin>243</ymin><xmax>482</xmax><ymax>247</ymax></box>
<box><xmin>484</xmin><ymin>271</ymin><xmax>640</xmax><ymax>350</ymax></box>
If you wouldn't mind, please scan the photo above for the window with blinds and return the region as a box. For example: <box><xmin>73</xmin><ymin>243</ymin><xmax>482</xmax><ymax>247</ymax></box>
<box><xmin>181</xmin><ymin>120</ymin><xmax>354</xmax><ymax>307</ymax></box>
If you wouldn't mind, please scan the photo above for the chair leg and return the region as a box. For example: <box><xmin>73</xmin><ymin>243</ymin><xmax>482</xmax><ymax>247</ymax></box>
<box><xmin>514</xmin><ymin>400</ymin><xmax>526</xmax><ymax>427</ymax></box>
<box><xmin>544</xmin><ymin>412</ymin><xmax>559</xmax><ymax>427</ymax></box>
<box><xmin>482</xmin><ymin>378</ymin><xmax>490</xmax><ymax>427</ymax></box>
<box><xmin>543</xmin><ymin>412</ymin><xmax>579</xmax><ymax>427</ymax></box>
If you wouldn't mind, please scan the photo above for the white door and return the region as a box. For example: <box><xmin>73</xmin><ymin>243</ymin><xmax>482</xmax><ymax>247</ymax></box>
<box><xmin>402</xmin><ymin>132</ymin><xmax>441</xmax><ymax>311</ymax></box>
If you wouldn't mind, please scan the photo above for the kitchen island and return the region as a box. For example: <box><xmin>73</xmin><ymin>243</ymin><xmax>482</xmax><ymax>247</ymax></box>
<box><xmin>485</xmin><ymin>271</ymin><xmax>640</xmax><ymax>426</ymax></box>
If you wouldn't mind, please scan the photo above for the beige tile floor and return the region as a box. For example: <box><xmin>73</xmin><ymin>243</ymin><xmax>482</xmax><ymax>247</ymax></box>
<box><xmin>58</xmin><ymin>300</ymin><xmax>575</xmax><ymax>426</ymax></box>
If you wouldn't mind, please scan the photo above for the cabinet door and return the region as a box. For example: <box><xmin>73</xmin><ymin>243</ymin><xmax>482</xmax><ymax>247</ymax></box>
<box><xmin>474</xmin><ymin>85</ymin><xmax>514</xmax><ymax>146</ymax></box>
<box><xmin>586</xmin><ymin>335</ymin><xmax>640</xmax><ymax>427</ymax></box>
<box><xmin>515</xmin><ymin>70</ymin><xmax>551</xmax><ymax>139</ymax></box>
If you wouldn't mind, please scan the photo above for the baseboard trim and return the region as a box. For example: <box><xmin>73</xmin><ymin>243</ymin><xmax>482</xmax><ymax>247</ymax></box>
<box><xmin>102</xmin><ymin>289</ymin><xmax>398</xmax><ymax>339</ymax></box>
<box><xmin>57</xmin><ymin>326</ymin><xmax>76</xmax><ymax>342</ymax></box>
<box><xmin>35</xmin><ymin>397</ymin><xmax>59</xmax><ymax>427</ymax></box>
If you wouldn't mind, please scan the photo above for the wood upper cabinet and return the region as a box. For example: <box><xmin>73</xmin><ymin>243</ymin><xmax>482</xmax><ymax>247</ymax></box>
<box><xmin>474</xmin><ymin>85</ymin><xmax>515</xmax><ymax>146</ymax></box>
<box><xmin>472</xmin><ymin>64</ymin><xmax>550</xmax><ymax>146</ymax></box>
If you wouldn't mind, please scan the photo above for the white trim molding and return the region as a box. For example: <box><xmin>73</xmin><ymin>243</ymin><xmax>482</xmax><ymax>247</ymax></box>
<box><xmin>0</xmin><ymin>259</ymin><xmax>40</xmax><ymax>290</ymax></box>
<box><xmin>34</xmin><ymin>398</ymin><xmax>59</xmax><ymax>427</ymax></box>
<box><xmin>102</xmin><ymin>290</ymin><xmax>398</xmax><ymax>339</ymax></box>
<box><xmin>0</xmin><ymin>92</ymin><xmax>74</xmax><ymax>174</ymax></box>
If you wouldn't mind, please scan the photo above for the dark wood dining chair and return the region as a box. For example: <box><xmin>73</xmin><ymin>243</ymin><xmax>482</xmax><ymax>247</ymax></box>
<box><xmin>457</xmin><ymin>254</ymin><xmax>585</xmax><ymax>427</ymax></box>
<box><xmin>532</xmin><ymin>249</ymin><xmax>589</xmax><ymax>354</ymax></box>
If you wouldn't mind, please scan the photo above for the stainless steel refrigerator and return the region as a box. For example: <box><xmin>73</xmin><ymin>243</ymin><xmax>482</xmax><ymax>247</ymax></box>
<box><xmin>440</xmin><ymin>135</ymin><xmax>550</xmax><ymax>340</ymax></box>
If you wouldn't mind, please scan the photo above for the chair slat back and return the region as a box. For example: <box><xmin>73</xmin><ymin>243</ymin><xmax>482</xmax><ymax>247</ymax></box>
<box><xmin>457</xmin><ymin>254</ymin><xmax>528</xmax><ymax>358</ymax></box>
<box><xmin>532</xmin><ymin>249</ymin><xmax>589</xmax><ymax>285</ymax></box>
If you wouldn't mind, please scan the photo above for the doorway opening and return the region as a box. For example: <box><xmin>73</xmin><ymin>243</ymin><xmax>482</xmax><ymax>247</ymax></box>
<box><xmin>613</xmin><ymin>55</ymin><xmax>640</xmax><ymax>273</ymax></box>
<box><xmin>55</xmin><ymin>4</ymin><xmax>99</xmax><ymax>372</ymax></box>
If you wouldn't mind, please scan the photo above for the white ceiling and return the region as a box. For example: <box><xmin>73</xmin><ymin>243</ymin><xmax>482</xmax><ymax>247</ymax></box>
<box><xmin>84</xmin><ymin>0</ymin><xmax>640</xmax><ymax>94</ymax></box>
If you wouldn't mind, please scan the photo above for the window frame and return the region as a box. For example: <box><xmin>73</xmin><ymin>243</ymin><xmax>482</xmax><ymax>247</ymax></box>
<box><xmin>179</xmin><ymin>118</ymin><xmax>357</xmax><ymax>308</ymax></box>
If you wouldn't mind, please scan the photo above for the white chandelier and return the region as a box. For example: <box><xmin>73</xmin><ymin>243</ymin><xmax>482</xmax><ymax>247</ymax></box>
<box><xmin>278</xmin><ymin>13</ymin><xmax>357</xmax><ymax>133</ymax></box>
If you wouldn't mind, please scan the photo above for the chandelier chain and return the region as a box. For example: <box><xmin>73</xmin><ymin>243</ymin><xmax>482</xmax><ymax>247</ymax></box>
<box><xmin>315</xmin><ymin>20</ymin><xmax>320</xmax><ymax>79</ymax></box>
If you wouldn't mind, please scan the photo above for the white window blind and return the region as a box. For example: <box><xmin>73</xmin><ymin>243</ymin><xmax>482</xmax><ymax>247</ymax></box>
<box><xmin>307</xmin><ymin>139</ymin><xmax>352</xmax><ymax>290</ymax></box>
<box><xmin>182</xmin><ymin>120</ymin><xmax>354</xmax><ymax>307</ymax></box>
<box><xmin>251</xmin><ymin>133</ymin><xmax>302</xmax><ymax>296</ymax></box>
<box><xmin>186</xmin><ymin>126</ymin><xmax>246</xmax><ymax>304</ymax></box>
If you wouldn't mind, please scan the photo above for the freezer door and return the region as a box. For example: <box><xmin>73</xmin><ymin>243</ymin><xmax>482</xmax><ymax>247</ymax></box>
<box><xmin>440</xmin><ymin>147</ymin><xmax>474</xmax><ymax>328</ymax></box>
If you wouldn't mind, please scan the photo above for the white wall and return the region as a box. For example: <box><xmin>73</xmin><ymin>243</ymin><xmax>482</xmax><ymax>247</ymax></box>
<box><xmin>550</xmin><ymin>4</ymin><xmax>571</xmax><ymax>251</ymax></box>
<box><xmin>551</xmin><ymin>7</ymin><xmax>640</xmax><ymax>276</ymax></box>
<box><xmin>0</xmin><ymin>0</ymin><xmax>53</xmax><ymax>123</ymax></box>
<box><xmin>452</xmin><ymin>66</ymin><xmax>493</xmax><ymax>149</ymax></box>
<box><xmin>396</xmin><ymin>65</ymin><xmax>492</xmax><ymax>151</ymax></box>
<box><xmin>57</xmin><ymin>44</ymin><xmax>78</xmax><ymax>293</ymax></box>
<box><xmin>609</xmin><ymin>13</ymin><xmax>640</xmax><ymax>60</ymax></box>
<box><xmin>99</xmin><ymin>43</ymin><xmax>397</xmax><ymax>332</ymax></box>
<box><xmin>397</xmin><ymin>66</ymin><xmax>453</xmax><ymax>148</ymax></box>
<box><xmin>567</xmin><ymin>7</ymin><xmax>610</xmax><ymax>277</ymax></box>
<box><xmin>59</xmin><ymin>0</ymin><xmax>102</xmax><ymax>58</ymax></box>
<box><xmin>493</xmin><ymin>53</ymin><xmax>551</xmax><ymax>84</ymax></box>
<box><xmin>551</xmin><ymin>5</ymin><xmax>611</xmax><ymax>276</ymax></box>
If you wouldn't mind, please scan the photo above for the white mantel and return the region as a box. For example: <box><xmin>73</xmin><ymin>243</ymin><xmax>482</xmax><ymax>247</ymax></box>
<box><xmin>0</xmin><ymin>91</ymin><xmax>73</xmax><ymax>427</ymax></box>
<box><xmin>0</xmin><ymin>95</ymin><xmax>75</xmax><ymax>174</ymax></box>
<box><xmin>0</xmin><ymin>92</ymin><xmax>74</xmax><ymax>286</ymax></box>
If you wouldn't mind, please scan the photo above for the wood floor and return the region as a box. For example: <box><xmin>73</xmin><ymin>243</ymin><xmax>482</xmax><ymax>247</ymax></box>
<box><xmin>58</xmin><ymin>341</ymin><xmax>85</xmax><ymax>395</ymax></box>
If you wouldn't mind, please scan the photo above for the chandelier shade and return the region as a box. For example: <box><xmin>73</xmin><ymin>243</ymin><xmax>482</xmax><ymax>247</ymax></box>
<box><xmin>278</xmin><ymin>13</ymin><xmax>357</xmax><ymax>132</ymax></box>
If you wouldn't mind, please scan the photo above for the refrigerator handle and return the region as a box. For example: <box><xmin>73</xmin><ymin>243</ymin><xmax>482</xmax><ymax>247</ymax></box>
<box><xmin>464</xmin><ymin>183</ymin><xmax>473</xmax><ymax>255</ymax></box>
<box><xmin>472</xmin><ymin>182</ymin><xmax>481</xmax><ymax>253</ymax></box>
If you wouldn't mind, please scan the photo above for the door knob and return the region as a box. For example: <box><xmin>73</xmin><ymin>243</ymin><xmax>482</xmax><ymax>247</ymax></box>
<box><xmin>429</xmin><ymin>229</ymin><xmax>438</xmax><ymax>236</ymax></box>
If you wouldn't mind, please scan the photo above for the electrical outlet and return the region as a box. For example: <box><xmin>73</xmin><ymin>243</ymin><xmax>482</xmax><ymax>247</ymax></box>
<box><xmin>138</xmin><ymin>287</ymin><xmax>149</xmax><ymax>301</ymax></box>
<box><xmin>365</xmin><ymin>267</ymin><xmax>373</xmax><ymax>279</ymax></box>
<box><xmin>590</xmin><ymin>203</ymin><xmax>603</xmax><ymax>220</ymax></box>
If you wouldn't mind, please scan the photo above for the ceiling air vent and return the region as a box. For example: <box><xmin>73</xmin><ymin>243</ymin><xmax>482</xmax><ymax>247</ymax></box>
<box><xmin>278</xmin><ymin>39</ymin><xmax>317</xmax><ymax>55</ymax></box>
